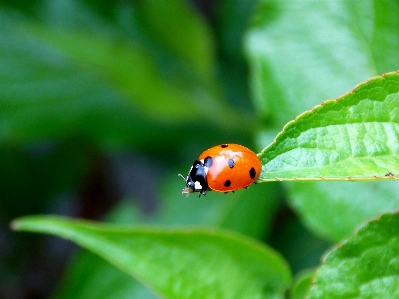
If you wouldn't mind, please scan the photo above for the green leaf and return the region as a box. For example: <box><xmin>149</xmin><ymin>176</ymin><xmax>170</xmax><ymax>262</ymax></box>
<box><xmin>307</xmin><ymin>212</ymin><xmax>399</xmax><ymax>299</ymax></box>
<box><xmin>53</xmin><ymin>202</ymin><xmax>158</xmax><ymax>299</ymax></box>
<box><xmin>287</xmin><ymin>181</ymin><xmax>399</xmax><ymax>242</ymax></box>
<box><xmin>246</xmin><ymin>0</ymin><xmax>399</xmax><ymax>179</ymax></box>
<box><xmin>12</xmin><ymin>216</ymin><xmax>291</xmax><ymax>299</ymax></box>
<box><xmin>258</xmin><ymin>71</ymin><xmax>399</xmax><ymax>181</ymax></box>
<box><xmin>53</xmin><ymin>177</ymin><xmax>281</xmax><ymax>299</ymax></box>
<box><xmin>245</xmin><ymin>1</ymin><xmax>399</xmax><ymax>241</ymax></box>
<box><xmin>53</xmin><ymin>250</ymin><xmax>158</xmax><ymax>299</ymax></box>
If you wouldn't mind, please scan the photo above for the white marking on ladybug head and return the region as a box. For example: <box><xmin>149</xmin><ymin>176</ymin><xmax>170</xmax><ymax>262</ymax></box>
<box><xmin>194</xmin><ymin>181</ymin><xmax>203</xmax><ymax>190</ymax></box>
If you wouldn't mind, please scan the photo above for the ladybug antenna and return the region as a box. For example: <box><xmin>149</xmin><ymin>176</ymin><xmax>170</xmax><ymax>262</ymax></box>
<box><xmin>178</xmin><ymin>173</ymin><xmax>186</xmax><ymax>181</ymax></box>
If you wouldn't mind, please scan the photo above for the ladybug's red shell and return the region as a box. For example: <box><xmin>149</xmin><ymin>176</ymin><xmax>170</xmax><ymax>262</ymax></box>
<box><xmin>199</xmin><ymin>144</ymin><xmax>261</xmax><ymax>192</ymax></box>
<box><xmin>183</xmin><ymin>143</ymin><xmax>261</xmax><ymax>196</ymax></box>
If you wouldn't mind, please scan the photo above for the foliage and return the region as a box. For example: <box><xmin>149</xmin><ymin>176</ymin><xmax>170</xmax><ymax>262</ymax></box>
<box><xmin>12</xmin><ymin>215</ymin><xmax>291</xmax><ymax>299</ymax></box>
<box><xmin>3</xmin><ymin>0</ymin><xmax>399</xmax><ymax>298</ymax></box>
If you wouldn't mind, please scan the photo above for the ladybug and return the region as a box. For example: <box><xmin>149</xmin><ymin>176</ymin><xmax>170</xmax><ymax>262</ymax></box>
<box><xmin>181</xmin><ymin>144</ymin><xmax>262</xmax><ymax>196</ymax></box>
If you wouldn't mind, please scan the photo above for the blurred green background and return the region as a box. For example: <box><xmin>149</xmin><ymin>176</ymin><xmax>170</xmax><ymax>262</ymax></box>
<box><xmin>1</xmin><ymin>0</ymin><xmax>398</xmax><ymax>298</ymax></box>
<box><xmin>1</xmin><ymin>1</ymin><xmax>281</xmax><ymax>298</ymax></box>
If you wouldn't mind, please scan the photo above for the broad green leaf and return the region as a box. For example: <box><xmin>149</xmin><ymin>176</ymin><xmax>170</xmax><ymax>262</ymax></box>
<box><xmin>53</xmin><ymin>250</ymin><xmax>158</xmax><ymax>299</ymax></box>
<box><xmin>53</xmin><ymin>202</ymin><xmax>158</xmax><ymax>299</ymax></box>
<box><xmin>307</xmin><ymin>212</ymin><xmax>399</xmax><ymax>299</ymax></box>
<box><xmin>287</xmin><ymin>181</ymin><xmax>399</xmax><ymax>242</ymax></box>
<box><xmin>246</xmin><ymin>0</ymin><xmax>399</xmax><ymax>242</ymax></box>
<box><xmin>258</xmin><ymin>72</ymin><xmax>399</xmax><ymax>180</ymax></box>
<box><xmin>53</xmin><ymin>180</ymin><xmax>281</xmax><ymax>299</ymax></box>
<box><xmin>247</xmin><ymin>1</ymin><xmax>399</xmax><ymax>179</ymax></box>
<box><xmin>13</xmin><ymin>216</ymin><xmax>291</xmax><ymax>299</ymax></box>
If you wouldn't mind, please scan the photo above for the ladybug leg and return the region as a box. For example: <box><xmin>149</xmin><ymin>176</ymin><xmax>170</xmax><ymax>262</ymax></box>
<box><xmin>198</xmin><ymin>189</ymin><xmax>207</xmax><ymax>197</ymax></box>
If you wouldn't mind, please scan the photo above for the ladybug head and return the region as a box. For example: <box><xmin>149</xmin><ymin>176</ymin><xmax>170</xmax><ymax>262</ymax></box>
<box><xmin>181</xmin><ymin>160</ymin><xmax>209</xmax><ymax>196</ymax></box>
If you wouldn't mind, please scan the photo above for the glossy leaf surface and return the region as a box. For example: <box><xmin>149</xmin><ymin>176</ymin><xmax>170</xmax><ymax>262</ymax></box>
<box><xmin>308</xmin><ymin>213</ymin><xmax>399</xmax><ymax>299</ymax></box>
<box><xmin>258</xmin><ymin>72</ymin><xmax>399</xmax><ymax>181</ymax></box>
<box><xmin>53</xmin><ymin>181</ymin><xmax>281</xmax><ymax>299</ymax></box>
<box><xmin>12</xmin><ymin>216</ymin><xmax>291</xmax><ymax>299</ymax></box>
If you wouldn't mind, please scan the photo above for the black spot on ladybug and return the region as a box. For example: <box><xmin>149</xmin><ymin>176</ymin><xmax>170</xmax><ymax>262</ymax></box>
<box><xmin>249</xmin><ymin>167</ymin><xmax>256</xmax><ymax>179</ymax></box>
<box><xmin>204</xmin><ymin>156</ymin><xmax>213</xmax><ymax>168</ymax></box>
<box><xmin>224</xmin><ymin>180</ymin><xmax>231</xmax><ymax>187</ymax></box>
<box><xmin>228</xmin><ymin>158</ymin><xmax>235</xmax><ymax>168</ymax></box>
<box><xmin>221</xmin><ymin>144</ymin><xmax>228</xmax><ymax>148</ymax></box>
